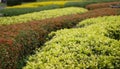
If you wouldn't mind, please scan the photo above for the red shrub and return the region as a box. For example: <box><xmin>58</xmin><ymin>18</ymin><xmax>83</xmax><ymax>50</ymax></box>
<box><xmin>86</xmin><ymin>2</ymin><xmax>120</xmax><ymax>10</ymax></box>
<box><xmin>0</xmin><ymin>8</ymin><xmax>120</xmax><ymax>69</ymax></box>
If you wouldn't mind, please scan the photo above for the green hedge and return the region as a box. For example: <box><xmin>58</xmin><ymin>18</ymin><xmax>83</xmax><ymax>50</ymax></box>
<box><xmin>24</xmin><ymin>15</ymin><xmax>120</xmax><ymax>69</ymax></box>
<box><xmin>64</xmin><ymin>0</ymin><xmax>120</xmax><ymax>7</ymax></box>
<box><xmin>64</xmin><ymin>1</ymin><xmax>96</xmax><ymax>7</ymax></box>
<box><xmin>22</xmin><ymin>0</ymin><xmax>37</xmax><ymax>2</ymax></box>
<box><xmin>0</xmin><ymin>5</ymin><xmax>61</xmax><ymax>16</ymax></box>
<box><xmin>0</xmin><ymin>8</ymin><xmax>119</xmax><ymax>69</ymax></box>
<box><xmin>7</xmin><ymin>0</ymin><xmax>22</xmax><ymax>6</ymax></box>
<box><xmin>0</xmin><ymin>7</ymin><xmax>88</xmax><ymax>25</ymax></box>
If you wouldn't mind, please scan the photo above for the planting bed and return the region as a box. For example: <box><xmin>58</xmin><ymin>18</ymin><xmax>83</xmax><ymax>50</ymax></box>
<box><xmin>0</xmin><ymin>0</ymin><xmax>120</xmax><ymax>69</ymax></box>
<box><xmin>0</xmin><ymin>7</ymin><xmax>87</xmax><ymax>25</ymax></box>
<box><xmin>0</xmin><ymin>7</ymin><xmax>120</xmax><ymax>69</ymax></box>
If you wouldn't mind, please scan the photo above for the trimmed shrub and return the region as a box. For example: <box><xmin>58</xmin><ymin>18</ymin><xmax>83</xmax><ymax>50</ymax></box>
<box><xmin>0</xmin><ymin>5</ymin><xmax>61</xmax><ymax>16</ymax></box>
<box><xmin>64</xmin><ymin>0</ymin><xmax>120</xmax><ymax>8</ymax></box>
<box><xmin>0</xmin><ymin>8</ymin><xmax>120</xmax><ymax>69</ymax></box>
<box><xmin>7</xmin><ymin>1</ymin><xmax>68</xmax><ymax>8</ymax></box>
<box><xmin>64</xmin><ymin>1</ymin><xmax>97</xmax><ymax>7</ymax></box>
<box><xmin>86</xmin><ymin>2</ymin><xmax>120</xmax><ymax>10</ymax></box>
<box><xmin>0</xmin><ymin>7</ymin><xmax>88</xmax><ymax>25</ymax></box>
<box><xmin>24</xmin><ymin>15</ymin><xmax>120</xmax><ymax>69</ymax></box>
<box><xmin>7</xmin><ymin>0</ymin><xmax>22</xmax><ymax>6</ymax></box>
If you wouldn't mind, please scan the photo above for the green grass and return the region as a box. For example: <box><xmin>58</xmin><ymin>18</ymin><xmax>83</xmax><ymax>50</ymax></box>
<box><xmin>23</xmin><ymin>15</ymin><xmax>120</xmax><ymax>69</ymax></box>
<box><xmin>0</xmin><ymin>7</ymin><xmax>87</xmax><ymax>25</ymax></box>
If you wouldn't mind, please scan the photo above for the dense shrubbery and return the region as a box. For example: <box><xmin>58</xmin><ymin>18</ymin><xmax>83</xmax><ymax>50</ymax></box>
<box><xmin>22</xmin><ymin>0</ymin><xmax>37</xmax><ymax>2</ymax></box>
<box><xmin>0</xmin><ymin>8</ymin><xmax>120</xmax><ymax>69</ymax></box>
<box><xmin>37</xmin><ymin>0</ymin><xmax>78</xmax><ymax>1</ymax></box>
<box><xmin>0</xmin><ymin>5</ymin><xmax>61</xmax><ymax>16</ymax></box>
<box><xmin>0</xmin><ymin>7</ymin><xmax>87</xmax><ymax>25</ymax></box>
<box><xmin>86</xmin><ymin>2</ymin><xmax>120</xmax><ymax>10</ymax></box>
<box><xmin>64</xmin><ymin>0</ymin><xmax>120</xmax><ymax>7</ymax></box>
<box><xmin>7</xmin><ymin>1</ymin><xmax>68</xmax><ymax>8</ymax></box>
<box><xmin>24</xmin><ymin>16</ymin><xmax>120</xmax><ymax>69</ymax></box>
<box><xmin>64</xmin><ymin>1</ymin><xmax>96</xmax><ymax>7</ymax></box>
<box><xmin>0</xmin><ymin>7</ymin><xmax>87</xmax><ymax>69</ymax></box>
<box><xmin>7</xmin><ymin>0</ymin><xmax>120</xmax><ymax>8</ymax></box>
<box><xmin>36</xmin><ymin>0</ymin><xmax>119</xmax><ymax>2</ymax></box>
<box><xmin>7</xmin><ymin>0</ymin><xmax>22</xmax><ymax>6</ymax></box>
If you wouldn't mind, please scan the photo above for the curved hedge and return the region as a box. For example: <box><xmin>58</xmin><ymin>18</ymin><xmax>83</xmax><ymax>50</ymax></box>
<box><xmin>64</xmin><ymin>0</ymin><xmax>120</xmax><ymax>7</ymax></box>
<box><xmin>86</xmin><ymin>2</ymin><xmax>120</xmax><ymax>10</ymax></box>
<box><xmin>7</xmin><ymin>0</ymin><xmax>120</xmax><ymax>8</ymax></box>
<box><xmin>24</xmin><ymin>15</ymin><xmax>120</xmax><ymax>69</ymax></box>
<box><xmin>0</xmin><ymin>5</ymin><xmax>61</xmax><ymax>16</ymax></box>
<box><xmin>0</xmin><ymin>7</ymin><xmax>88</xmax><ymax>25</ymax></box>
<box><xmin>7</xmin><ymin>1</ymin><xmax>69</xmax><ymax>8</ymax></box>
<box><xmin>0</xmin><ymin>8</ymin><xmax>120</xmax><ymax>69</ymax></box>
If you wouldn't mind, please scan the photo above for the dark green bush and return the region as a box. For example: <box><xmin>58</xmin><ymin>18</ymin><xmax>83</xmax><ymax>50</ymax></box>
<box><xmin>7</xmin><ymin>0</ymin><xmax>22</xmax><ymax>6</ymax></box>
<box><xmin>64</xmin><ymin>0</ymin><xmax>120</xmax><ymax>8</ymax></box>
<box><xmin>64</xmin><ymin>1</ymin><xmax>96</xmax><ymax>7</ymax></box>
<box><xmin>0</xmin><ymin>5</ymin><xmax>61</xmax><ymax>16</ymax></box>
<box><xmin>22</xmin><ymin>0</ymin><xmax>37</xmax><ymax>2</ymax></box>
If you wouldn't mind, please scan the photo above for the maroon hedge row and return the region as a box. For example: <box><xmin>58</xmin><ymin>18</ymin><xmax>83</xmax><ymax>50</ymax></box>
<box><xmin>86</xmin><ymin>1</ymin><xmax>120</xmax><ymax>10</ymax></box>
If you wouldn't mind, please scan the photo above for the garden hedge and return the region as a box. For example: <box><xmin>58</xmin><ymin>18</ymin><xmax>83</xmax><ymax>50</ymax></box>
<box><xmin>86</xmin><ymin>2</ymin><xmax>120</xmax><ymax>10</ymax></box>
<box><xmin>7</xmin><ymin>0</ymin><xmax>120</xmax><ymax>8</ymax></box>
<box><xmin>64</xmin><ymin>0</ymin><xmax>120</xmax><ymax>7</ymax></box>
<box><xmin>0</xmin><ymin>7</ymin><xmax>87</xmax><ymax>25</ymax></box>
<box><xmin>7</xmin><ymin>1</ymin><xmax>68</xmax><ymax>8</ymax></box>
<box><xmin>0</xmin><ymin>5</ymin><xmax>61</xmax><ymax>16</ymax></box>
<box><xmin>7</xmin><ymin>0</ymin><xmax>22</xmax><ymax>6</ymax></box>
<box><xmin>24</xmin><ymin>15</ymin><xmax>120</xmax><ymax>69</ymax></box>
<box><xmin>0</xmin><ymin>8</ymin><xmax>120</xmax><ymax>69</ymax></box>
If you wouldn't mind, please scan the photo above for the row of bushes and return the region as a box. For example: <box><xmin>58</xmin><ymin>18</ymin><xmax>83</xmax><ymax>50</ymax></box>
<box><xmin>86</xmin><ymin>1</ymin><xmax>120</xmax><ymax>10</ymax></box>
<box><xmin>36</xmin><ymin>0</ymin><xmax>119</xmax><ymax>2</ymax></box>
<box><xmin>0</xmin><ymin>5</ymin><xmax>61</xmax><ymax>16</ymax></box>
<box><xmin>7</xmin><ymin>1</ymin><xmax>68</xmax><ymax>8</ymax></box>
<box><xmin>2</xmin><ymin>1</ymin><xmax>120</xmax><ymax>17</ymax></box>
<box><xmin>0</xmin><ymin>7</ymin><xmax>88</xmax><ymax>25</ymax></box>
<box><xmin>7</xmin><ymin>0</ymin><xmax>120</xmax><ymax>8</ymax></box>
<box><xmin>0</xmin><ymin>8</ymin><xmax>120</xmax><ymax>69</ymax></box>
<box><xmin>23</xmin><ymin>15</ymin><xmax>120</xmax><ymax>69</ymax></box>
<box><xmin>7</xmin><ymin>0</ymin><xmax>37</xmax><ymax>6</ymax></box>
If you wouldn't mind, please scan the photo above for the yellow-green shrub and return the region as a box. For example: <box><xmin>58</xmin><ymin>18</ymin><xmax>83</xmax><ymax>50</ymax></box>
<box><xmin>24</xmin><ymin>15</ymin><xmax>120</xmax><ymax>69</ymax></box>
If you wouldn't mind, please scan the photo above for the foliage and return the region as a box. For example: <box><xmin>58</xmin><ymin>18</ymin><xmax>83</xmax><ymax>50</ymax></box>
<box><xmin>64</xmin><ymin>0</ymin><xmax>120</xmax><ymax>7</ymax></box>
<box><xmin>37</xmin><ymin>0</ymin><xmax>79</xmax><ymax>1</ymax></box>
<box><xmin>64</xmin><ymin>1</ymin><xmax>96</xmax><ymax>7</ymax></box>
<box><xmin>0</xmin><ymin>8</ymin><xmax>120</xmax><ymax>69</ymax></box>
<box><xmin>0</xmin><ymin>5</ymin><xmax>61</xmax><ymax>16</ymax></box>
<box><xmin>7</xmin><ymin>0</ymin><xmax>119</xmax><ymax>8</ymax></box>
<box><xmin>7</xmin><ymin>1</ymin><xmax>69</xmax><ymax>8</ymax></box>
<box><xmin>0</xmin><ymin>7</ymin><xmax>88</xmax><ymax>25</ymax></box>
<box><xmin>86</xmin><ymin>2</ymin><xmax>120</xmax><ymax>10</ymax></box>
<box><xmin>24</xmin><ymin>15</ymin><xmax>120</xmax><ymax>69</ymax></box>
<box><xmin>22</xmin><ymin>0</ymin><xmax>37</xmax><ymax>2</ymax></box>
<box><xmin>7</xmin><ymin>0</ymin><xmax>22</xmax><ymax>6</ymax></box>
